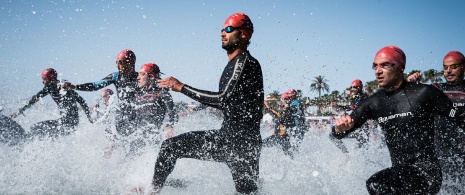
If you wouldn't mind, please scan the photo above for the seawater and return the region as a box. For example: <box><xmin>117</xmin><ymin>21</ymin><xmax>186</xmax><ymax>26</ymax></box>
<box><xmin>0</xmin><ymin>103</ymin><xmax>392</xmax><ymax>195</ymax></box>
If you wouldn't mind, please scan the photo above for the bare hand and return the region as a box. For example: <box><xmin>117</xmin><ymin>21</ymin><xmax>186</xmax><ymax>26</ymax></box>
<box><xmin>334</xmin><ymin>115</ymin><xmax>354</xmax><ymax>133</ymax></box>
<box><xmin>157</xmin><ymin>76</ymin><xmax>184</xmax><ymax>92</ymax></box>
<box><xmin>407</xmin><ymin>72</ymin><xmax>422</xmax><ymax>83</ymax></box>
<box><xmin>163</xmin><ymin>125</ymin><xmax>175</xmax><ymax>139</ymax></box>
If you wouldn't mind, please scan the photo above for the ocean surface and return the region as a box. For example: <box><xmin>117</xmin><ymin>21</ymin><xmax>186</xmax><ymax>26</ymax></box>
<box><xmin>0</xmin><ymin>103</ymin><xmax>395</xmax><ymax>195</ymax></box>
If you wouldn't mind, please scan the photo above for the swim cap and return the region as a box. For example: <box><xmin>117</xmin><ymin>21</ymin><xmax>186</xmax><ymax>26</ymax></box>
<box><xmin>284</xmin><ymin>89</ymin><xmax>297</xmax><ymax>99</ymax></box>
<box><xmin>224</xmin><ymin>12</ymin><xmax>254</xmax><ymax>40</ymax></box>
<box><xmin>281</xmin><ymin>93</ymin><xmax>291</xmax><ymax>100</ymax></box>
<box><xmin>375</xmin><ymin>46</ymin><xmax>406</xmax><ymax>71</ymax></box>
<box><xmin>140</xmin><ymin>63</ymin><xmax>162</xmax><ymax>76</ymax></box>
<box><xmin>116</xmin><ymin>49</ymin><xmax>136</xmax><ymax>64</ymax></box>
<box><xmin>101</xmin><ymin>88</ymin><xmax>114</xmax><ymax>96</ymax></box>
<box><xmin>443</xmin><ymin>50</ymin><xmax>465</xmax><ymax>64</ymax></box>
<box><xmin>351</xmin><ymin>79</ymin><xmax>363</xmax><ymax>87</ymax></box>
<box><xmin>41</xmin><ymin>68</ymin><xmax>57</xmax><ymax>81</ymax></box>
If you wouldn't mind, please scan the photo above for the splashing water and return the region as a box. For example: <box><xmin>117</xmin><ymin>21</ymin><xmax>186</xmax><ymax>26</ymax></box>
<box><xmin>1</xmin><ymin>104</ymin><xmax>395</xmax><ymax>195</ymax></box>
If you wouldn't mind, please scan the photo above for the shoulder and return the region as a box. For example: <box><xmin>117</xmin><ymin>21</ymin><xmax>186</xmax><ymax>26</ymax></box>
<box><xmin>102</xmin><ymin>72</ymin><xmax>119</xmax><ymax>81</ymax></box>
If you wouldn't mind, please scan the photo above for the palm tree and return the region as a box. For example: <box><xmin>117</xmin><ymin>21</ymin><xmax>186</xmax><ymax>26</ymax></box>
<box><xmin>365</xmin><ymin>80</ymin><xmax>379</xmax><ymax>95</ymax></box>
<box><xmin>422</xmin><ymin>69</ymin><xmax>443</xmax><ymax>84</ymax></box>
<box><xmin>310</xmin><ymin>75</ymin><xmax>330</xmax><ymax>98</ymax></box>
<box><xmin>310</xmin><ymin>75</ymin><xmax>330</xmax><ymax>115</ymax></box>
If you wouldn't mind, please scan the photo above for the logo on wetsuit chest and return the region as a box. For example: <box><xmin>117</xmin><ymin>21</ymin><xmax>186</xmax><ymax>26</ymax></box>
<box><xmin>232</xmin><ymin>61</ymin><xmax>244</xmax><ymax>80</ymax></box>
<box><xmin>377</xmin><ymin>112</ymin><xmax>413</xmax><ymax>124</ymax></box>
<box><xmin>453</xmin><ymin>102</ymin><xmax>465</xmax><ymax>107</ymax></box>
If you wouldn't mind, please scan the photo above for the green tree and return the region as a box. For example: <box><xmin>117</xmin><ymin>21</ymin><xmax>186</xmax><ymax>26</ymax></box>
<box><xmin>310</xmin><ymin>75</ymin><xmax>330</xmax><ymax>114</ymax></box>
<box><xmin>422</xmin><ymin>69</ymin><xmax>443</xmax><ymax>84</ymax></box>
<box><xmin>365</xmin><ymin>80</ymin><xmax>379</xmax><ymax>95</ymax></box>
<box><xmin>310</xmin><ymin>75</ymin><xmax>330</xmax><ymax>98</ymax></box>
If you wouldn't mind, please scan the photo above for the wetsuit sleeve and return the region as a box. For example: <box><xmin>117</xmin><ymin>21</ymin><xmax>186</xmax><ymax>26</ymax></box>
<box><xmin>180</xmin><ymin>58</ymin><xmax>249</xmax><ymax>110</ymax></box>
<box><xmin>18</xmin><ymin>88</ymin><xmax>49</xmax><ymax>115</ymax></box>
<box><xmin>72</xmin><ymin>90</ymin><xmax>92</xmax><ymax>120</ymax></box>
<box><xmin>161</xmin><ymin>91</ymin><xmax>178</xmax><ymax>127</ymax></box>
<box><xmin>430</xmin><ymin>86</ymin><xmax>465</xmax><ymax>128</ymax></box>
<box><xmin>180</xmin><ymin>85</ymin><xmax>222</xmax><ymax>109</ymax></box>
<box><xmin>75</xmin><ymin>73</ymin><xmax>117</xmax><ymax>91</ymax></box>
<box><xmin>331</xmin><ymin>97</ymin><xmax>372</xmax><ymax>139</ymax></box>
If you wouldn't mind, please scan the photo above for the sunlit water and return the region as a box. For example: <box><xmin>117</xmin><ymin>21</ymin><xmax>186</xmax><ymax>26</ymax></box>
<box><xmin>0</xmin><ymin>103</ymin><xmax>409</xmax><ymax>195</ymax></box>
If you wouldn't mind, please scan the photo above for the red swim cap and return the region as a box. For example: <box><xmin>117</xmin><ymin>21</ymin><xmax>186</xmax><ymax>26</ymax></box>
<box><xmin>281</xmin><ymin>93</ymin><xmax>291</xmax><ymax>100</ymax></box>
<box><xmin>140</xmin><ymin>63</ymin><xmax>162</xmax><ymax>76</ymax></box>
<box><xmin>41</xmin><ymin>68</ymin><xmax>57</xmax><ymax>81</ymax></box>
<box><xmin>375</xmin><ymin>46</ymin><xmax>406</xmax><ymax>71</ymax></box>
<box><xmin>224</xmin><ymin>12</ymin><xmax>254</xmax><ymax>40</ymax></box>
<box><xmin>351</xmin><ymin>79</ymin><xmax>363</xmax><ymax>87</ymax></box>
<box><xmin>443</xmin><ymin>50</ymin><xmax>465</xmax><ymax>64</ymax></box>
<box><xmin>284</xmin><ymin>89</ymin><xmax>297</xmax><ymax>99</ymax></box>
<box><xmin>116</xmin><ymin>49</ymin><xmax>136</xmax><ymax>64</ymax></box>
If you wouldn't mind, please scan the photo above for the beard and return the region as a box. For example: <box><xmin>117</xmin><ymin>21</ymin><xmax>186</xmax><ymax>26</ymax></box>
<box><xmin>222</xmin><ymin>35</ymin><xmax>242</xmax><ymax>51</ymax></box>
<box><xmin>222</xmin><ymin>41</ymin><xmax>240</xmax><ymax>51</ymax></box>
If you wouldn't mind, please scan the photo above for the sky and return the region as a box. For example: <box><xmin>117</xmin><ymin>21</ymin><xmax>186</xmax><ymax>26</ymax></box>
<box><xmin>1</xmin><ymin>0</ymin><xmax>465</xmax><ymax>107</ymax></box>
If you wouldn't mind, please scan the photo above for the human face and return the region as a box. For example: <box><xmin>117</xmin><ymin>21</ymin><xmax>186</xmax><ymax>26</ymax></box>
<box><xmin>350</xmin><ymin>85</ymin><xmax>362</xmax><ymax>95</ymax></box>
<box><xmin>443</xmin><ymin>58</ymin><xmax>464</xmax><ymax>85</ymax></box>
<box><xmin>373</xmin><ymin>56</ymin><xmax>403</xmax><ymax>91</ymax></box>
<box><xmin>116</xmin><ymin>60</ymin><xmax>134</xmax><ymax>76</ymax></box>
<box><xmin>137</xmin><ymin>71</ymin><xmax>150</xmax><ymax>88</ymax></box>
<box><xmin>221</xmin><ymin>25</ymin><xmax>242</xmax><ymax>51</ymax></box>
<box><xmin>100</xmin><ymin>94</ymin><xmax>111</xmax><ymax>106</ymax></box>
<box><xmin>42</xmin><ymin>78</ymin><xmax>52</xmax><ymax>85</ymax></box>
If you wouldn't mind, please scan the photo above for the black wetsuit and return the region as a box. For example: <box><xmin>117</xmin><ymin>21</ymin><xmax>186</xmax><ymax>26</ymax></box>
<box><xmin>433</xmin><ymin>82</ymin><xmax>465</xmax><ymax>194</ymax></box>
<box><xmin>17</xmin><ymin>81</ymin><xmax>91</xmax><ymax>138</ymax></box>
<box><xmin>332</xmin><ymin>81</ymin><xmax>464</xmax><ymax>194</ymax></box>
<box><xmin>262</xmin><ymin>106</ymin><xmax>294</xmax><ymax>158</ymax></box>
<box><xmin>152</xmin><ymin>51</ymin><xmax>264</xmax><ymax>194</ymax></box>
<box><xmin>75</xmin><ymin>71</ymin><xmax>139</xmax><ymax>136</ymax></box>
<box><xmin>331</xmin><ymin>93</ymin><xmax>369</xmax><ymax>153</ymax></box>
<box><xmin>0</xmin><ymin>114</ymin><xmax>28</xmax><ymax>146</ymax></box>
<box><xmin>135</xmin><ymin>85</ymin><xmax>178</xmax><ymax>142</ymax></box>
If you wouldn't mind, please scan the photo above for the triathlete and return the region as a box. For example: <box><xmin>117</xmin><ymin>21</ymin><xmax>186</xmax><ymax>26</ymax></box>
<box><xmin>408</xmin><ymin>50</ymin><xmax>465</xmax><ymax>194</ymax></box>
<box><xmin>135</xmin><ymin>62</ymin><xmax>177</xmax><ymax>143</ymax></box>
<box><xmin>262</xmin><ymin>92</ymin><xmax>294</xmax><ymax>158</ymax></box>
<box><xmin>151</xmin><ymin>12</ymin><xmax>263</xmax><ymax>194</ymax></box>
<box><xmin>62</xmin><ymin>49</ymin><xmax>139</xmax><ymax>137</ymax></box>
<box><xmin>332</xmin><ymin>46</ymin><xmax>465</xmax><ymax>194</ymax></box>
<box><xmin>11</xmin><ymin>68</ymin><xmax>92</xmax><ymax>138</ymax></box>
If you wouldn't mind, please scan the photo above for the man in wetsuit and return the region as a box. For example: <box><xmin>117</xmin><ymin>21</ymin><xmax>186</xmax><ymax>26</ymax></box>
<box><xmin>89</xmin><ymin>88</ymin><xmax>114</xmax><ymax>121</ymax></box>
<box><xmin>11</xmin><ymin>68</ymin><xmax>92</xmax><ymax>138</ymax></box>
<box><xmin>62</xmin><ymin>49</ymin><xmax>139</xmax><ymax>137</ymax></box>
<box><xmin>331</xmin><ymin>79</ymin><xmax>370</xmax><ymax>153</ymax></box>
<box><xmin>332</xmin><ymin>46</ymin><xmax>465</xmax><ymax>194</ymax></box>
<box><xmin>284</xmin><ymin>89</ymin><xmax>307</xmax><ymax>150</ymax></box>
<box><xmin>152</xmin><ymin>13</ymin><xmax>263</xmax><ymax>194</ymax></box>
<box><xmin>136</xmin><ymin>62</ymin><xmax>177</xmax><ymax>143</ymax></box>
<box><xmin>1</xmin><ymin>110</ymin><xmax>28</xmax><ymax>146</ymax></box>
<box><xmin>408</xmin><ymin>50</ymin><xmax>465</xmax><ymax>193</ymax></box>
<box><xmin>263</xmin><ymin>92</ymin><xmax>294</xmax><ymax>158</ymax></box>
